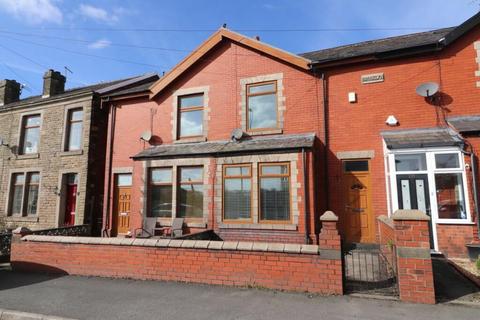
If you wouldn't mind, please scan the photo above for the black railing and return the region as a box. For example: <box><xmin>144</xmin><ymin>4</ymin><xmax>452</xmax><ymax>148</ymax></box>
<box><xmin>0</xmin><ymin>231</ymin><xmax>12</xmax><ymax>259</ymax></box>
<box><xmin>343</xmin><ymin>244</ymin><xmax>398</xmax><ymax>296</ymax></box>
<box><xmin>31</xmin><ymin>224</ymin><xmax>91</xmax><ymax>237</ymax></box>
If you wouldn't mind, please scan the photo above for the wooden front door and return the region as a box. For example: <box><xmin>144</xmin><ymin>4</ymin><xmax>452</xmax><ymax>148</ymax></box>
<box><xmin>342</xmin><ymin>160</ymin><xmax>374</xmax><ymax>243</ymax></box>
<box><xmin>114</xmin><ymin>174</ymin><xmax>132</xmax><ymax>235</ymax></box>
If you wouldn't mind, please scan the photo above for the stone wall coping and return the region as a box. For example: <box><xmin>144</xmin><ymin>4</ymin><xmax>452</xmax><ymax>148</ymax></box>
<box><xmin>320</xmin><ymin>211</ymin><xmax>338</xmax><ymax>222</ymax></box>
<box><xmin>20</xmin><ymin>235</ymin><xmax>329</xmax><ymax>256</ymax></box>
<box><xmin>377</xmin><ymin>215</ymin><xmax>394</xmax><ymax>228</ymax></box>
<box><xmin>392</xmin><ymin>210</ymin><xmax>430</xmax><ymax>221</ymax></box>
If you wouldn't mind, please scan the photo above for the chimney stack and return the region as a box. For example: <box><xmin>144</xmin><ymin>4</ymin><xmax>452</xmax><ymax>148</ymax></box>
<box><xmin>0</xmin><ymin>79</ymin><xmax>21</xmax><ymax>106</ymax></box>
<box><xmin>43</xmin><ymin>69</ymin><xmax>66</xmax><ymax>98</ymax></box>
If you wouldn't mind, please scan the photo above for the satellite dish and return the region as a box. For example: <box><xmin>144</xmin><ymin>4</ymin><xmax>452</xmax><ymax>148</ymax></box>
<box><xmin>140</xmin><ymin>130</ymin><xmax>152</xmax><ymax>142</ymax></box>
<box><xmin>231</xmin><ymin>128</ymin><xmax>244</xmax><ymax>141</ymax></box>
<box><xmin>416</xmin><ymin>82</ymin><xmax>439</xmax><ymax>97</ymax></box>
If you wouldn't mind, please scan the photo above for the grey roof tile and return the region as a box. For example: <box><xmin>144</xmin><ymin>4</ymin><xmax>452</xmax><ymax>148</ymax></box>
<box><xmin>381</xmin><ymin>127</ymin><xmax>463</xmax><ymax>149</ymax></box>
<box><xmin>447</xmin><ymin>115</ymin><xmax>480</xmax><ymax>133</ymax></box>
<box><xmin>300</xmin><ymin>27</ymin><xmax>453</xmax><ymax>63</ymax></box>
<box><xmin>132</xmin><ymin>133</ymin><xmax>316</xmax><ymax>159</ymax></box>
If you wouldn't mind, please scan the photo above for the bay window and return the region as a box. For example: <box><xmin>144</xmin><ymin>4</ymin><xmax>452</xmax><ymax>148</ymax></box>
<box><xmin>223</xmin><ymin>165</ymin><xmax>252</xmax><ymax>221</ymax></box>
<box><xmin>259</xmin><ymin>163</ymin><xmax>290</xmax><ymax>222</ymax></box>
<box><xmin>178</xmin><ymin>167</ymin><xmax>203</xmax><ymax>218</ymax></box>
<box><xmin>149</xmin><ymin>168</ymin><xmax>173</xmax><ymax>218</ymax></box>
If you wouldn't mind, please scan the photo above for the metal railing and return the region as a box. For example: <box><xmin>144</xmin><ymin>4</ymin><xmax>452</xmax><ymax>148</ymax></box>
<box><xmin>0</xmin><ymin>231</ymin><xmax>12</xmax><ymax>258</ymax></box>
<box><xmin>343</xmin><ymin>244</ymin><xmax>398</xmax><ymax>296</ymax></box>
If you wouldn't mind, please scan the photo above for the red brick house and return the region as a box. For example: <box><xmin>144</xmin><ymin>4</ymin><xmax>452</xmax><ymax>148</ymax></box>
<box><xmin>102</xmin><ymin>12</ymin><xmax>480</xmax><ymax>258</ymax></box>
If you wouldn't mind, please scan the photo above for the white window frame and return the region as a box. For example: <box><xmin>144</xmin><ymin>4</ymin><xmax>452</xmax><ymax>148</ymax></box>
<box><xmin>386</xmin><ymin>147</ymin><xmax>472</xmax><ymax>251</ymax></box>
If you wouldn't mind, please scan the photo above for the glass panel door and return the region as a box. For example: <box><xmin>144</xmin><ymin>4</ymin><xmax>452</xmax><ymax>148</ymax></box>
<box><xmin>396</xmin><ymin>174</ymin><xmax>434</xmax><ymax>249</ymax></box>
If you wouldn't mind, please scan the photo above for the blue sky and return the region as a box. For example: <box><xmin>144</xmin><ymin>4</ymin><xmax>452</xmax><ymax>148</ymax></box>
<box><xmin>0</xmin><ymin>0</ymin><xmax>477</xmax><ymax>97</ymax></box>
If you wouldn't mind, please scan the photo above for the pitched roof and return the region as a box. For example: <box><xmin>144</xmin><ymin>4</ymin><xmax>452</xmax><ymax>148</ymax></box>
<box><xmin>1</xmin><ymin>73</ymin><xmax>158</xmax><ymax>110</ymax></box>
<box><xmin>302</xmin><ymin>11</ymin><xmax>480</xmax><ymax>66</ymax></box>
<box><xmin>447</xmin><ymin>115</ymin><xmax>480</xmax><ymax>132</ymax></box>
<box><xmin>132</xmin><ymin>133</ymin><xmax>315</xmax><ymax>160</ymax></box>
<box><xmin>96</xmin><ymin>73</ymin><xmax>159</xmax><ymax>96</ymax></box>
<box><xmin>381</xmin><ymin>127</ymin><xmax>463</xmax><ymax>149</ymax></box>
<box><xmin>300</xmin><ymin>27</ymin><xmax>453</xmax><ymax>64</ymax></box>
<box><xmin>0</xmin><ymin>78</ymin><xmax>128</xmax><ymax>110</ymax></box>
<box><xmin>149</xmin><ymin>28</ymin><xmax>311</xmax><ymax>98</ymax></box>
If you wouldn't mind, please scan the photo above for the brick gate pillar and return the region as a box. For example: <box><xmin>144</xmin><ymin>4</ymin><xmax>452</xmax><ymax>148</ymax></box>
<box><xmin>392</xmin><ymin>210</ymin><xmax>435</xmax><ymax>304</ymax></box>
<box><xmin>318</xmin><ymin>211</ymin><xmax>343</xmax><ymax>294</ymax></box>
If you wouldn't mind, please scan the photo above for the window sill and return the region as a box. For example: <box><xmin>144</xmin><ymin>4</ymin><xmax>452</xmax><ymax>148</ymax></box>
<box><xmin>435</xmin><ymin>220</ymin><xmax>475</xmax><ymax>225</ymax></box>
<box><xmin>246</xmin><ymin>129</ymin><xmax>283</xmax><ymax>136</ymax></box>
<box><xmin>59</xmin><ymin>150</ymin><xmax>83</xmax><ymax>157</ymax></box>
<box><xmin>218</xmin><ymin>223</ymin><xmax>297</xmax><ymax>231</ymax></box>
<box><xmin>5</xmin><ymin>215</ymin><xmax>39</xmax><ymax>222</ymax></box>
<box><xmin>156</xmin><ymin>218</ymin><xmax>206</xmax><ymax>228</ymax></box>
<box><xmin>16</xmin><ymin>153</ymin><xmax>39</xmax><ymax>160</ymax></box>
<box><xmin>174</xmin><ymin>137</ymin><xmax>207</xmax><ymax>144</ymax></box>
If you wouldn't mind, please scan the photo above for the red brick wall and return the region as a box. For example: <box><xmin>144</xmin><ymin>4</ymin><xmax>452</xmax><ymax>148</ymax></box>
<box><xmin>326</xmin><ymin>26</ymin><xmax>480</xmax><ymax>253</ymax></box>
<box><xmin>103</xmin><ymin>40</ymin><xmax>324</xmax><ymax>241</ymax></box>
<box><xmin>393</xmin><ymin>218</ymin><xmax>435</xmax><ymax>304</ymax></box>
<box><xmin>11</xmin><ymin>239</ymin><xmax>342</xmax><ymax>295</ymax></box>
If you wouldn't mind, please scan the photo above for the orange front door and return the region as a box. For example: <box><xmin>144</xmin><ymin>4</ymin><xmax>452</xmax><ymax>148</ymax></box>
<box><xmin>114</xmin><ymin>186</ymin><xmax>131</xmax><ymax>235</ymax></box>
<box><xmin>342</xmin><ymin>160</ymin><xmax>374</xmax><ymax>243</ymax></box>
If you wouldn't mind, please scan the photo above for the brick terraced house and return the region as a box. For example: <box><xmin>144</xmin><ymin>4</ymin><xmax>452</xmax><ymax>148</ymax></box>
<box><xmin>99</xmin><ymin>12</ymin><xmax>480</xmax><ymax>259</ymax></box>
<box><xmin>0</xmin><ymin>70</ymin><xmax>158</xmax><ymax>234</ymax></box>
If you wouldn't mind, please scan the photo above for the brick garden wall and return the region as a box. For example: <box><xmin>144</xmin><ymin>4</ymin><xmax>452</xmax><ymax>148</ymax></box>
<box><xmin>11</xmin><ymin>236</ymin><xmax>342</xmax><ymax>295</ymax></box>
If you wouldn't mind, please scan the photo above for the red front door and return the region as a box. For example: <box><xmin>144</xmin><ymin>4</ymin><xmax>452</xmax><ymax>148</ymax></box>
<box><xmin>64</xmin><ymin>183</ymin><xmax>77</xmax><ymax>226</ymax></box>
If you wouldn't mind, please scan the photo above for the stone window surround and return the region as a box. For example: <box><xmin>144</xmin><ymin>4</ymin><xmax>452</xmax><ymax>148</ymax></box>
<box><xmin>171</xmin><ymin>86</ymin><xmax>210</xmax><ymax>144</ymax></box>
<box><xmin>240</xmin><ymin>73</ymin><xmax>285</xmax><ymax>136</ymax></box>
<box><xmin>60</xmin><ymin>104</ymin><xmax>85</xmax><ymax>154</ymax></box>
<box><xmin>474</xmin><ymin>41</ymin><xmax>480</xmax><ymax>87</ymax></box>
<box><xmin>4</xmin><ymin>168</ymin><xmax>42</xmax><ymax>219</ymax></box>
<box><xmin>215</xmin><ymin>153</ymin><xmax>300</xmax><ymax>231</ymax></box>
<box><xmin>16</xmin><ymin>110</ymin><xmax>44</xmax><ymax>157</ymax></box>
<box><xmin>54</xmin><ymin>170</ymin><xmax>82</xmax><ymax>227</ymax></box>
<box><xmin>142</xmin><ymin>158</ymin><xmax>210</xmax><ymax>228</ymax></box>
<box><xmin>336</xmin><ymin>150</ymin><xmax>375</xmax><ymax>160</ymax></box>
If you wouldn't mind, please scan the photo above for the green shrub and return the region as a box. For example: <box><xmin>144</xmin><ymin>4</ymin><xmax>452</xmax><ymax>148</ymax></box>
<box><xmin>476</xmin><ymin>257</ymin><xmax>480</xmax><ymax>271</ymax></box>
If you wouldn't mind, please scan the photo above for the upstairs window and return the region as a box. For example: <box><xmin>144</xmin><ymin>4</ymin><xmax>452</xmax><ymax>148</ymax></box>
<box><xmin>178</xmin><ymin>94</ymin><xmax>204</xmax><ymax>138</ymax></box>
<box><xmin>20</xmin><ymin>114</ymin><xmax>41</xmax><ymax>154</ymax></box>
<box><xmin>247</xmin><ymin>81</ymin><xmax>277</xmax><ymax>130</ymax></box>
<box><xmin>65</xmin><ymin>108</ymin><xmax>83</xmax><ymax>151</ymax></box>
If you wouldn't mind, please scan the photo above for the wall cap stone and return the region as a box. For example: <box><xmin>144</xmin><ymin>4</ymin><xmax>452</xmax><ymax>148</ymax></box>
<box><xmin>378</xmin><ymin>215</ymin><xmax>394</xmax><ymax>228</ymax></box>
<box><xmin>320</xmin><ymin>211</ymin><xmax>338</xmax><ymax>222</ymax></box>
<box><xmin>19</xmin><ymin>236</ymin><xmax>326</xmax><ymax>256</ymax></box>
<box><xmin>392</xmin><ymin>210</ymin><xmax>430</xmax><ymax>221</ymax></box>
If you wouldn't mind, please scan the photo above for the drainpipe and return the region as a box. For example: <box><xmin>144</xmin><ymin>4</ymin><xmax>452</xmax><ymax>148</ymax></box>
<box><xmin>302</xmin><ymin>147</ymin><xmax>310</xmax><ymax>244</ymax></box>
<box><xmin>321</xmin><ymin>72</ymin><xmax>330</xmax><ymax>209</ymax></box>
<box><xmin>102</xmin><ymin>101</ymin><xmax>116</xmax><ymax>237</ymax></box>
<box><xmin>460</xmin><ymin>145</ymin><xmax>480</xmax><ymax>239</ymax></box>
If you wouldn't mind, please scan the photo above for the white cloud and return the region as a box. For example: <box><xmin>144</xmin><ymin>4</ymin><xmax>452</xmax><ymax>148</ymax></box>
<box><xmin>87</xmin><ymin>39</ymin><xmax>111</xmax><ymax>49</ymax></box>
<box><xmin>78</xmin><ymin>4</ymin><xmax>123</xmax><ymax>24</ymax></box>
<box><xmin>0</xmin><ymin>0</ymin><xmax>62</xmax><ymax>24</ymax></box>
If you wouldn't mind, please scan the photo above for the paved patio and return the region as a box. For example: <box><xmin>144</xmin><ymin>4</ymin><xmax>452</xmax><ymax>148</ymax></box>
<box><xmin>0</xmin><ymin>269</ymin><xmax>479</xmax><ymax>320</ymax></box>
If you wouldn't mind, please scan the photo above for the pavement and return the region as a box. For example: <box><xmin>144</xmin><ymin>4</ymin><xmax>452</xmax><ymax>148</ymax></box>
<box><xmin>0</xmin><ymin>270</ymin><xmax>479</xmax><ymax>320</ymax></box>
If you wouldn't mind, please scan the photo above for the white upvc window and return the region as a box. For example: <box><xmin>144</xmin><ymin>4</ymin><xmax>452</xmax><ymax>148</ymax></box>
<box><xmin>387</xmin><ymin>148</ymin><xmax>471</xmax><ymax>223</ymax></box>
<box><xmin>386</xmin><ymin>147</ymin><xmax>472</xmax><ymax>251</ymax></box>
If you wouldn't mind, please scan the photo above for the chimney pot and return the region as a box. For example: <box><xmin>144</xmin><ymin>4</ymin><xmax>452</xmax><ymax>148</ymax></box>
<box><xmin>0</xmin><ymin>79</ymin><xmax>21</xmax><ymax>107</ymax></box>
<box><xmin>43</xmin><ymin>69</ymin><xmax>66</xmax><ymax>98</ymax></box>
